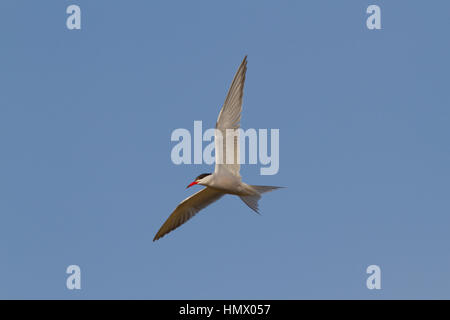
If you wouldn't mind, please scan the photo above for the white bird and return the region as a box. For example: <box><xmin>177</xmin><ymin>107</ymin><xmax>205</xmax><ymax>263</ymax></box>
<box><xmin>153</xmin><ymin>56</ymin><xmax>282</xmax><ymax>241</ymax></box>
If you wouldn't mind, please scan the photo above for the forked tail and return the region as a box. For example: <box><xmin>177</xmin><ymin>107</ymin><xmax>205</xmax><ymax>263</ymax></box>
<box><xmin>239</xmin><ymin>185</ymin><xmax>283</xmax><ymax>214</ymax></box>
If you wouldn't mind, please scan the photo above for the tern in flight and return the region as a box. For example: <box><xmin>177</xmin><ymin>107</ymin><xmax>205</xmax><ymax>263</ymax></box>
<box><xmin>153</xmin><ymin>56</ymin><xmax>282</xmax><ymax>241</ymax></box>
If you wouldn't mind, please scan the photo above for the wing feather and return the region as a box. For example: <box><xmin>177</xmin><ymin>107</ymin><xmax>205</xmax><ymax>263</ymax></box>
<box><xmin>153</xmin><ymin>188</ymin><xmax>224</xmax><ymax>241</ymax></box>
<box><xmin>215</xmin><ymin>56</ymin><xmax>247</xmax><ymax>177</ymax></box>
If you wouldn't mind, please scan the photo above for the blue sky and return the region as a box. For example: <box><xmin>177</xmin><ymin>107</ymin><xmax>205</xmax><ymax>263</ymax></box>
<box><xmin>1</xmin><ymin>0</ymin><xmax>450</xmax><ymax>299</ymax></box>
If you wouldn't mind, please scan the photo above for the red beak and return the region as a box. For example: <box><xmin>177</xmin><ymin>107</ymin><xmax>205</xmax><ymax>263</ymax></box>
<box><xmin>186</xmin><ymin>181</ymin><xmax>198</xmax><ymax>189</ymax></box>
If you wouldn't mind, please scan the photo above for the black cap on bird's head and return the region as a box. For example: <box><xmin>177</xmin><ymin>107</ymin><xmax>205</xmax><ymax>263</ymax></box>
<box><xmin>187</xmin><ymin>173</ymin><xmax>211</xmax><ymax>188</ymax></box>
<box><xmin>195</xmin><ymin>173</ymin><xmax>212</xmax><ymax>180</ymax></box>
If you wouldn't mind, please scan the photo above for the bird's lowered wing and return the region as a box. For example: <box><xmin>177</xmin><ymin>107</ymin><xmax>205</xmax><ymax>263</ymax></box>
<box><xmin>153</xmin><ymin>187</ymin><xmax>225</xmax><ymax>241</ymax></box>
<box><xmin>215</xmin><ymin>56</ymin><xmax>247</xmax><ymax>177</ymax></box>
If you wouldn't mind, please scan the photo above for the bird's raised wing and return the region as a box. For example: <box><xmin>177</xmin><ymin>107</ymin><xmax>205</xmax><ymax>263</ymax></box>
<box><xmin>153</xmin><ymin>187</ymin><xmax>225</xmax><ymax>241</ymax></box>
<box><xmin>215</xmin><ymin>56</ymin><xmax>247</xmax><ymax>177</ymax></box>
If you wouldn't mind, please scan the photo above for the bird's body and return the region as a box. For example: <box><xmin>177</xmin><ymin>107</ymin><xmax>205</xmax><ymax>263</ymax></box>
<box><xmin>199</xmin><ymin>170</ymin><xmax>248</xmax><ymax>196</ymax></box>
<box><xmin>153</xmin><ymin>56</ymin><xmax>282</xmax><ymax>241</ymax></box>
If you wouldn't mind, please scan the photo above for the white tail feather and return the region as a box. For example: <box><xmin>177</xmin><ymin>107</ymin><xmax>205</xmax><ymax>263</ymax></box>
<box><xmin>239</xmin><ymin>185</ymin><xmax>282</xmax><ymax>214</ymax></box>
